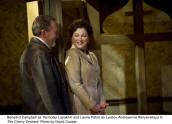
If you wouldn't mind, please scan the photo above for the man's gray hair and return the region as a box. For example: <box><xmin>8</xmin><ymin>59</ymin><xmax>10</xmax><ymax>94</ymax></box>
<box><xmin>32</xmin><ymin>15</ymin><xmax>56</xmax><ymax>36</ymax></box>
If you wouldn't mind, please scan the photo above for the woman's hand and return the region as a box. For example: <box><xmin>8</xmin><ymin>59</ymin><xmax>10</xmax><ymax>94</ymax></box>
<box><xmin>90</xmin><ymin>103</ymin><xmax>109</xmax><ymax>114</ymax></box>
<box><xmin>100</xmin><ymin>103</ymin><xmax>109</xmax><ymax>108</ymax></box>
<box><xmin>90</xmin><ymin>104</ymin><xmax>104</xmax><ymax>114</ymax></box>
<box><xmin>97</xmin><ymin>103</ymin><xmax>109</xmax><ymax>114</ymax></box>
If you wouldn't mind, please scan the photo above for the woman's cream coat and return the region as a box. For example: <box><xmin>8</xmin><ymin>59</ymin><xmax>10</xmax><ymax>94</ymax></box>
<box><xmin>65</xmin><ymin>46</ymin><xmax>106</xmax><ymax>114</ymax></box>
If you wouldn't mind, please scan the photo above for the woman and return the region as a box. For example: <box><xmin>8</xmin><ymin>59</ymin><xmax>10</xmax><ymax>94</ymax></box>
<box><xmin>65</xmin><ymin>19</ymin><xmax>108</xmax><ymax>114</ymax></box>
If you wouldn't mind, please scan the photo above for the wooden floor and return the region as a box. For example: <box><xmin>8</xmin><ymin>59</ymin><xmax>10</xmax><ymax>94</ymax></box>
<box><xmin>0</xmin><ymin>105</ymin><xmax>22</xmax><ymax>115</ymax></box>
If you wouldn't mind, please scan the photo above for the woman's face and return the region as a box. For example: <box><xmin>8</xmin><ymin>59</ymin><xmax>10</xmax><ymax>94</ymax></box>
<box><xmin>72</xmin><ymin>28</ymin><xmax>89</xmax><ymax>50</ymax></box>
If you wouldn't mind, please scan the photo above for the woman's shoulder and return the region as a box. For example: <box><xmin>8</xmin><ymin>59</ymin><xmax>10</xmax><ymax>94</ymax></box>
<box><xmin>65</xmin><ymin>48</ymin><xmax>80</xmax><ymax>65</ymax></box>
<box><xmin>66</xmin><ymin>48</ymin><xmax>80</xmax><ymax>57</ymax></box>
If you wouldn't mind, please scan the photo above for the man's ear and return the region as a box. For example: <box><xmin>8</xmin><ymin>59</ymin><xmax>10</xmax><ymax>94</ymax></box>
<box><xmin>41</xmin><ymin>29</ymin><xmax>47</xmax><ymax>38</ymax></box>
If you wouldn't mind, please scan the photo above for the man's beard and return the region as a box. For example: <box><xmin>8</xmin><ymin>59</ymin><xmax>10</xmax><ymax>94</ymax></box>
<box><xmin>51</xmin><ymin>41</ymin><xmax>56</xmax><ymax>47</ymax></box>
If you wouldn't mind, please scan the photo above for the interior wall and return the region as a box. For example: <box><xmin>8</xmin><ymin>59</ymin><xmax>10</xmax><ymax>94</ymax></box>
<box><xmin>145</xmin><ymin>41</ymin><xmax>172</xmax><ymax>114</ymax></box>
<box><xmin>0</xmin><ymin>0</ymin><xmax>28</xmax><ymax>106</ymax></box>
<box><xmin>86</xmin><ymin>0</ymin><xmax>172</xmax><ymax>114</ymax></box>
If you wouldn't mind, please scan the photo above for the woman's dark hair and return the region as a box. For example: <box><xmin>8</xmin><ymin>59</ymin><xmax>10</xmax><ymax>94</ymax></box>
<box><xmin>68</xmin><ymin>19</ymin><xmax>93</xmax><ymax>37</ymax></box>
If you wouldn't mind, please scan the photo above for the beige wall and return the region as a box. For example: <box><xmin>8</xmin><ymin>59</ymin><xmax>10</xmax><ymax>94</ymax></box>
<box><xmin>26</xmin><ymin>1</ymin><xmax>39</xmax><ymax>41</ymax></box>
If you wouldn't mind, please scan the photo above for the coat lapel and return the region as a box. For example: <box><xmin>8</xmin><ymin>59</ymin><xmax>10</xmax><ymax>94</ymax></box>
<box><xmin>78</xmin><ymin>49</ymin><xmax>93</xmax><ymax>65</ymax></box>
<box><xmin>70</xmin><ymin>46</ymin><xmax>98</xmax><ymax>70</ymax></box>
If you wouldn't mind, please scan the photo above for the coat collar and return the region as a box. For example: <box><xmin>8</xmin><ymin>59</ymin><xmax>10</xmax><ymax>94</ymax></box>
<box><xmin>30</xmin><ymin>37</ymin><xmax>51</xmax><ymax>51</ymax></box>
<box><xmin>34</xmin><ymin>36</ymin><xmax>51</xmax><ymax>49</ymax></box>
<box><xmin>70</xmin><ymin>45</ymin><xmax>97</xmax><ymax>67</ymax></box>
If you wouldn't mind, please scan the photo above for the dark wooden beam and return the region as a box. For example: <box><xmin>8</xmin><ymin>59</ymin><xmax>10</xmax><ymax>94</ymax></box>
<box><xmin>127</xmin><ymin>32</ymin><xmax>172</xmax><ymax>46</ymax></box>
<box><xmin>26</xmin><ymin>0</ymin><xmax>38</xmax><ymax>2</ymax></box>
<box><xmin>38</xmin><ymin>0</ymin><xmax>44</xmax><ymax>15</ymax></box>
<box><xmin>133</xmin><ymin>0</ymin><xmax>144</xmax><ymax>34</ymax></box>
<box><xmin>106</xmin><ymin>96</ymin><xmax>172</xmax><ymax>106</ymax></box>
<box><xmin>125</xmin><ymin>10</ymin><xmax>152</xmax><ymax>16</ymax></box>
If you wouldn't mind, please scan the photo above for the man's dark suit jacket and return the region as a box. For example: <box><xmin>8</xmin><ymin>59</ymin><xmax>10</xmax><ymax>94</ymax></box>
<box><xmin>20</xmin><ymin>37</ymin><xmax>72</xmax><ymax>114</ymax></box>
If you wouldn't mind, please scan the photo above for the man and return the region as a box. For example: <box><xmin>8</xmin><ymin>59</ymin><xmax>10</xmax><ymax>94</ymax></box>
<box><xmin>20</xmin><ymin>15</ymin><xmax>72</xmax><ymax>114</ymax></box>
